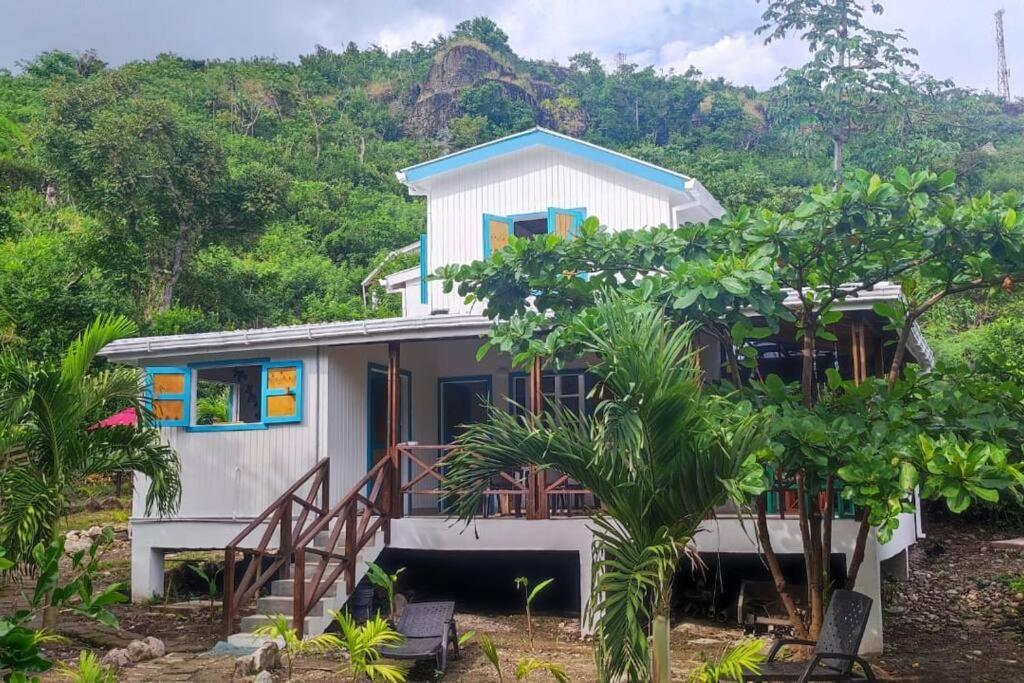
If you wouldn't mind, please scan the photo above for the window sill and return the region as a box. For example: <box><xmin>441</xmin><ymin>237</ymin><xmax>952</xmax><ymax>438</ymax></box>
<box><xmin>185</xmin><ymin>423</ymin><xmax>269</xmax><ymax>433</ymax></box>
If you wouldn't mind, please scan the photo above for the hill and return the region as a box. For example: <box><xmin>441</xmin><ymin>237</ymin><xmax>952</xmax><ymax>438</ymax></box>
<box><xmin>0</xmin><ymin>16</ymin><xmax>1022</xmax><ymax>358</ymax></box>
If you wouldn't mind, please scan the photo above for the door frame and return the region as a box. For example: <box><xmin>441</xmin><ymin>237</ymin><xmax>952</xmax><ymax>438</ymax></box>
<box><xmin>437</xmin><ymin>374</ymin><xmax>493</xmax><ymax>444</ymax></box>
<box><xmin>366</xmin><ymin>362</ymin><xmax>412</xmax><ymax>476</ymax></box>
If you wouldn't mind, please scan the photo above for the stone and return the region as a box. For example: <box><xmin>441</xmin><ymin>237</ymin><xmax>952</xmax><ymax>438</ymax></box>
<box><xmin>253</xmin><ymin>641</ymin><xmax>280</xmax><ymax>671</ymax></box>
<box><xmin>143</xmin><ymin>636</ymin><xmax>166</xmax><ymax>658</ymax></box>
<box><xmin>234</xmin><ymin>654</ymin><xmax>257</xmax><ymax>677</ymax></box>
<box><xmin>990</xmin><ymin>537</ymin><xmax>1024</xmax><ymax>551</ymax></box>
<box><xmin>102</xmin><ymin>648</ymin><xmax>132</xmax><ymax>669</ymax></box>
<box><xmin>86</xmin><ymin>525</ymin><xmax>103</xmax><ymax>538</ymax></box>
<box><xmin>254</xmin><ymin>671</ymin><xmax>274</xmax><ymax>683</ymax></box>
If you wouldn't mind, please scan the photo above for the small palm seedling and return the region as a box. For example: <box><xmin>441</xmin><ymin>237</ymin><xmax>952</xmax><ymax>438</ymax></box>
<box><xmin>58</xmin><ymin>651</ymin><xmax>116</xmax><ymax>683</ymax></box>
<box><xmin>365</xmin><ymin>562</ymin><xmax>406</xmax><ymax>622</ymax></box>
<box><xmin>187</xmin><ymin>562</ymin><xmax>222</xmax><ymax>620</ymax></box>
<box><xmin>480</xmin><ymin>635</ymin><xmax>568</xmax><ymax>683</ymax></box>
<box><xmin>688</xmin><ymin>638</ymin><xmax>766</xmax><ymax>683</ymax></box>
<box><xmin>514</xmin><ymin>576</ymin><xmax>553</xmax><ymax>649</ymax></box>
<box><xmin>252</xmin><ymin>614</ymin><xmax>338</xmax><ymax>681</ymax></box>
<box><xmin>328</xmin><ymin>611</ymin><xmax>407</xmax><ymax>683</ymax></box>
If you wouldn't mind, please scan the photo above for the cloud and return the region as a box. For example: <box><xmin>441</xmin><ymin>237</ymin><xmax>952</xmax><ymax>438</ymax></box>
<box><xmin>658</xmin><ymin>33</ymin><xmax>805</xmax><ymax>87</ymax></box>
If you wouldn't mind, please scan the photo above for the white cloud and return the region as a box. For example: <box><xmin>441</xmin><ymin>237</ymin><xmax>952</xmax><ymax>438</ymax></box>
<box><xmin>657</xmin><ymin>33</ymin><xmax>805</xmax><ymax>87</ymax></box>
<box><xmin>377</xmin><ymin>16</ymin><xmax>448</xmax><ymax>52</ymax></box>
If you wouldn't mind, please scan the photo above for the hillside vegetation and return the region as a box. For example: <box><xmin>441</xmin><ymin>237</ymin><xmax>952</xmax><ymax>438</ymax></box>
<box><xmin>0</xmin><ymin>16</ymin><xmax>1022</xmax><ymax>358</ymax></box>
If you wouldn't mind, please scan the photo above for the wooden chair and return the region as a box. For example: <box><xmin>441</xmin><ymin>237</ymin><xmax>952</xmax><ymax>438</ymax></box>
<box><xmin>733</xmin><ymin>590</ymin><xmax>878</xmax><ymax>682</ymax></box>
<box><xmin>379</xmin><ymin>601</ymin><xmax>460</xmax><ymax>673</ymax></box>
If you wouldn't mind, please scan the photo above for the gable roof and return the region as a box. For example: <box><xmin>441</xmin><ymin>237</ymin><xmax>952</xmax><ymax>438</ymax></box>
<box><xmin>397</xmin><ymin>127</ymin><xmax>692</xmax><ymax>192</ymax></box>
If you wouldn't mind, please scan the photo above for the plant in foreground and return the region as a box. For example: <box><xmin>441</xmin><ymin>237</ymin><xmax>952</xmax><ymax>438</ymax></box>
<box><xmin>328</xmin><ymin>611</ymin><xmax>406</xmax><ymax>683</ymax></box>
<box><xmin>187</xmin><ymin>562</ymin><xmax>222</xmax><ymax>619</ymax></box>
<box><xmin>365</xmin><ymin>562</ymin><xmax>406</xmax><ymax>621</ymax></box>
<box><xmin>514</xmin><ymin>576</ymin><xmax>553</xmax><ymax>649</ymax></box>
<box><xmin>688</xmin><ymin>639</ymin><xmax>766</xmax><ymax>683</ymax></box>
<box><xmin>251</xmin><ymin>614</ymin><xmax>338</xmax><ymax>681</ymax></box>
<box><xmin>445</xmin><ymin>294</ymin><xmax>767</xmax><ymax>682</ymax></box>
<box><xmin>480</xmin><ymin>634</ymin><xmax>569</xmax><ymax>683</ymax></box>
<box><xmin>0</xmin><ymin>532</ymin><xmax>125</xmax><ymax>681</ymax></box>
<box><xmin>57</xmin><ymin>651</ymin><xmax>117</xmax><ymax>683</ymax></box>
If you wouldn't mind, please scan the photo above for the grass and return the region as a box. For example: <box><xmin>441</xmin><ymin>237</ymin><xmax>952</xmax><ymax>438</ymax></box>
<box><xmin>56</xmin><ymin>507</ymin><xmax>129</xmax><ymax>534</ymax></box>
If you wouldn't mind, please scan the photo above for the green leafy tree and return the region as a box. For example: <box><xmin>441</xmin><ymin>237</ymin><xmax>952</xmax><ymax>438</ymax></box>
<box><xmin>757</xmin><ymin>0</ymin><xmax>918</xmax><ymax>181</ymax></box>
<box><xmin>0</xmin><ymin>315</ymin><xmax>181</xmax><ymax>562</ymax></box>
<box><xmin>443</xmin><ymin>293</ymin><xmax>766</xmax><ymax>683</ymax></box>
<box><xmin>442</xmin><ymin>169</ymin><xmax>1024</xmax><ymax>645</ymax></box>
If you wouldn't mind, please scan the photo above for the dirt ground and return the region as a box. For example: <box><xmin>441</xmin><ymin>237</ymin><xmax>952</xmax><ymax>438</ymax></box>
<box><xmin>4</xmin><ymin>515</ymin><xmax>1024</xmax><ymax>681</ymax></box>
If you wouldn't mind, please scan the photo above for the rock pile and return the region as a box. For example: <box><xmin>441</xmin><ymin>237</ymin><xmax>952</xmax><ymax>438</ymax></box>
<box><xmin>102</xmin><ymin>636</ymin><xmax>166</xmax><ymax>670</ymax></box>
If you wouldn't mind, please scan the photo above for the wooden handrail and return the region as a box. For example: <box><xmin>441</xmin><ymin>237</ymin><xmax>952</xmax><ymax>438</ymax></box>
<box><xmin>290</xmin><ymin>456</ymin><xmax>394</xmax><ymax>637</ymax></box>
<box><xmin>223</xmin><ymin>458</ymin><xmax>329</xmax><ymax>638</ymax></box>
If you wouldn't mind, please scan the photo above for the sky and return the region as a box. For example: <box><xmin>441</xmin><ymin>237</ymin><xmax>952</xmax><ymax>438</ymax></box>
<box><xmin>0</xmin><ymin>0</ymin><xmax>1018</xmax><ymax>93</ymax></box>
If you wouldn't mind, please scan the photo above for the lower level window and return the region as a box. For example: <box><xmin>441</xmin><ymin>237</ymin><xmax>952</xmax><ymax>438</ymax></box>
<box><xmin>510</xmin><ymin>371</ymin><xmax>588</xmax><ymax>416</ymax></box>
<box><xmin>195</xmin><ymin>364</ymin><xmax>262</xmax><ymax>425</ymax></box>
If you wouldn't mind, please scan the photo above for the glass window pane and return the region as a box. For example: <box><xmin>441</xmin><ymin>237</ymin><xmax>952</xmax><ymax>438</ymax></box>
<box><xmin>541</xmin><ymin>375</ymin><xmax>555</xmax><ymax>393</ymax></box>
<box><xmin>561</xmin><ymin>374</ymin><xmax>579</xmax><ymax>395</ymax></box>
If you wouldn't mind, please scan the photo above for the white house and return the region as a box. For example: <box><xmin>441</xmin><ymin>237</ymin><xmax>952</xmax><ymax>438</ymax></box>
<box><xmin>101</xmin><ymin>128</ymin><xmax>928</xmax><ymax>651</ymax></box>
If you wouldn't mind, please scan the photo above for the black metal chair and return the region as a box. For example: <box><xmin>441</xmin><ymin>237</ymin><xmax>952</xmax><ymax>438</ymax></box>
<box><xmin>735</xmin><ymin>590</ymin><xmax>878</xmax><ymax>682</ymax></box>
<box><xmin>379</xmin><ymin>601</ymin><xmax>460</xmax><ymax>673</ymax></box>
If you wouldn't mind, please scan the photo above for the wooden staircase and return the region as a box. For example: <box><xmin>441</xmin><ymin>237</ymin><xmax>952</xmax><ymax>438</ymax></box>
<box><xmin>222</xmin><ymin>457</ymin><xmax>395</xmax><ymax>643</ymax></box>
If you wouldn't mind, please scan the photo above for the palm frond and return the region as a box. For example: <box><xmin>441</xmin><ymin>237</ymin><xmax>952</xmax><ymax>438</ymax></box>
<box><xmin>60</xmin><ymin>315</ymin><xmax>137</xmax><ymax>385</ymax></box>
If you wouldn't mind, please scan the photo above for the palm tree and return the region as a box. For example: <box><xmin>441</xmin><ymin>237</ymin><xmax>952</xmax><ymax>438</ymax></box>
<box><xmin>0</xmin><ymin>315</ymin><xmax>181</xmax><ymax>562</ymax></box>
<box><xmin>444</xmin><ymin>293</ymin><xmax>767</xmax><ymax>682</ymax></box>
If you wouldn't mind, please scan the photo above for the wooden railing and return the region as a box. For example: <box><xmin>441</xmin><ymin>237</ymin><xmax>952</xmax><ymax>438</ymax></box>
<box><xmin>223</xmin><ymin>458</ymin><xmax>329</xmax><ymax>637</ymax></box>
<box><xmin>290</xmin><ymin>457</ymin><xmax>393</xmax><ymax>637</ymax></box>
<box><xmin>397</xmin><ymin>443</ymin><xmax>592</xmax><ymax>519</ymax></box>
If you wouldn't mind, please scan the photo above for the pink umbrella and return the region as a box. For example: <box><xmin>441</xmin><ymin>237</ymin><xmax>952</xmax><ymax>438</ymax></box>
<box><xmin>88</xmin><ymin>407</ymin><xmax>138</xmax><ymax>431</ymax></box>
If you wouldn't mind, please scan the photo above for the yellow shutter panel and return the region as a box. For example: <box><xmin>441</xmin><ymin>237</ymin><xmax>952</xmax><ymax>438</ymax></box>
<box><xmin>547</xmin><ymin>208</ymin><xmax>586</xmax><ymax>239</ymax></box>
<box><xmin>146</xmin><ymin>367</ymin><xmax>190</xmax><ymax>427</ymax></box>
<box><xmin>483</xmin><ymin>214</ymin><xmax>513</xmax><ymax>258</ymax></box>
<box><xmin>261</xmin><ymin>361</ymin><xmax>303</xmax><ymax>423</ymax></box>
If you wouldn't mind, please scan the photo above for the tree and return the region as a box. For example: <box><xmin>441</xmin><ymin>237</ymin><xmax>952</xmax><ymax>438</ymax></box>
<box><xmin>40</xmin><ymin>72</ymin><xmax>287</xmax><ymax>318</ymax></box>
<box><xmin>0</xmin><ymin>315</ymin><xmax>181</xmax><ymax>562</ymax></box>
<box><xmin>452</xmin><ymin>17</ymin><xmax>511</xmax><ymax>54</ymax></box>
<box><xmin>441</xmin><ymin>169</ymin><xmax>1024</xmax><ymax>644</ymax></box>
<box><xmin>444</xmin><ymin>293</ymin><xmax>766</xmax><ymax>682</ymax></box>
<box><xmin>757</xmin><ymin>0</ymin><xmax>918</xmax><ymax>181</ymax></box>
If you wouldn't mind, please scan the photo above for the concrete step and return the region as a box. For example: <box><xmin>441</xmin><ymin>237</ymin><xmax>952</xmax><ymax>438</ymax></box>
<box><xmin>256</xmin><ymin>594</ymin><xmax>325</xmax><ymax>617</ymax></box>
<box><xmin>271</xmin><ymin>578</ymin><xmax>340</xmax><ymax>598</ymax></box>
<box><xmin>239</xmin><ymin>612</ymin><xmax>324</xmax><ymax>635</ymax></box>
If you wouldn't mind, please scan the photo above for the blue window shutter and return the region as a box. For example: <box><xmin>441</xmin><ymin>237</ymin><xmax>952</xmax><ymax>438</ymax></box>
<box><xmin>482</xmin><ymin>214</ymin><xmax>513</xmax><ymax>258</ymax></box>
<box><xmin>547</xmin><ymin>207</ymin><xmax>586</xmax><ymax>239</ymax></box>
<box><xmin>145</xmin><ymin>366</ymin><xmax>190</xmax><ymax>427</ymax></box>
<box><xmin>262</xmin><ymin>361</ymin><xmax>303</xmax><ymax>424</ymax></box>
<box><xmin>419</xmin><ymin>233</ymin><xmax>428</xmax><ymax>305</ymax></box>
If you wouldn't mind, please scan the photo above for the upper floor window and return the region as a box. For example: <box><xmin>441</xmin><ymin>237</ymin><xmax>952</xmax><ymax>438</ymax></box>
<box><xmin>483</xmin><ymin>207</ymin><xmax>586</xmax><ymax>258</ymax></box>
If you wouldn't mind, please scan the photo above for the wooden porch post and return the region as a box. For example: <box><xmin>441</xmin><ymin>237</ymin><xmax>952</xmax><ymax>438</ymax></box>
<box><xmin>387</xmin><ymin>341</ymin><xmax>403</xmax><ymax>519</ymax></box>
<box><xmin>528</xmin><ymin>355</ymin><xmax>547</xmax><ymax>520</ymax></box>
<box><xmin>850</xmin><ymin>318</ymin><xmax>866</xmax><ymax>385</ymax></box>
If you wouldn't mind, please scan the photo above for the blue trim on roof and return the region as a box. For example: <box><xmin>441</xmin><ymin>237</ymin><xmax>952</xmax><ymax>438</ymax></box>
<box><xmin>400</xmin><ymin>128</ymin><xmax>690</xmax><ymax>192</ymax></box>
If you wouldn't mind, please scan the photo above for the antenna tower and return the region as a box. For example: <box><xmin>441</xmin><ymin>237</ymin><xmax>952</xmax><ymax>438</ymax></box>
<box><xmin>996</xmin><ymin>9</ymin><xmax>1011</xmax><ymax>99</ymax></box>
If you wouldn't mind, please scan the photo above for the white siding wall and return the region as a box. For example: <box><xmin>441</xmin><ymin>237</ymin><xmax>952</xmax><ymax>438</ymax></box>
<box><xmin>133</xmin><ymin>348</ymin><xmax>326</xmax><ymax>521</ymax></box>
<box><xmin>423</xmin><ymin>146</ymin><xmax>675</xmax><ymax>314</ymax></box>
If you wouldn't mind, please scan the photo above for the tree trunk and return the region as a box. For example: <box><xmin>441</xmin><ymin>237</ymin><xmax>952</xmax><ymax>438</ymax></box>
<box><xmin>43</xmin><ymin>605</ymin><xmax>57</xmax><ymax>631</ymax></box>
<box><xmin>845</xmin><ymin>514</ymin><xmax>872</xmax><ymax>590</ymax></box>
<box><xmin>651</xmin><ymin>581</ymin><xmax>672</xmax><ymax>683</ymax></box>
<box><xmin>755</xmin><ymin>495</ymin><xmax>809</xmax><ymax>639</ymax></box>
<box><xmin>801</xmin><ymin>314</ymin><xmax>816</xmax><ymax>408</ymax></box>
<box><xmin>159</xmin><ymin>222</ymin><xmax>192</xmax><ymax>313</ymax></box>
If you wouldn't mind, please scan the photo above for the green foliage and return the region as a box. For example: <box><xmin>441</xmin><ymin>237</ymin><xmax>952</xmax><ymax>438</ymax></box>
<box><xmin>57</xmin><ymin>651</ymin><xmax>116</xmax><ymax>683</ymax></box>
<box><xmin>365</xmin><ymin>562</ymin><xmax>405</xmax><ymax>621</ymax></box>
<box><xmin>688</xmin><ymin>638</ymin><xmax>766</xmax><ymax>683</ymax></box>
<box><xmin>0</xmin><ymin>315</ymin><xmax>181</xmax><ymax>561</ymax></box>
<box><xmin>251</xmin><ymin>613</ymin><xmax>339</xmax><ymax>681</ymax></box>
<box><xmin>0</xmin><ymin>12</ymin><xmax>1021</xmax><ymax>358</ymax></box>
<box><xmin>327</xmin><ymin>611</ymin><xmax>407</xmax><ymax>683</ymax></box>
<box><xmin>0</xmin><ymin>532</ymin><xmax>126</xmax><ymax>681</ymax></box>
<box><xmin>478</xmin><ymin>635</ymin><xmax>569</xmax><ymax>683</ymax></box>
<box><xmin>444</xmin><ymin>292</ymin><xmax>767</xmax><ymax>682</ymax></box>
<box><xmin>514</xmin><ymin>576</ymin><xmax>553</xmax><ymax>648</ymax></box>
<box><xmin>187</xmin><ymin>562</ymin><xmax>223</xmax><ymax>616</ymax></box>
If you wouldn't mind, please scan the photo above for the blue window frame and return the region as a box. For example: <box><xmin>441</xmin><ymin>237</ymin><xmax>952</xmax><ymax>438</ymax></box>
<box><xmin>146</xmin><ymin>357</ymin><xmax>306</xmax><ymax>432</ymax></box>
<box><xmin>483</xmin><ymin>208</ymin><xmax>587</xmax><ymax>259</ymax></box>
